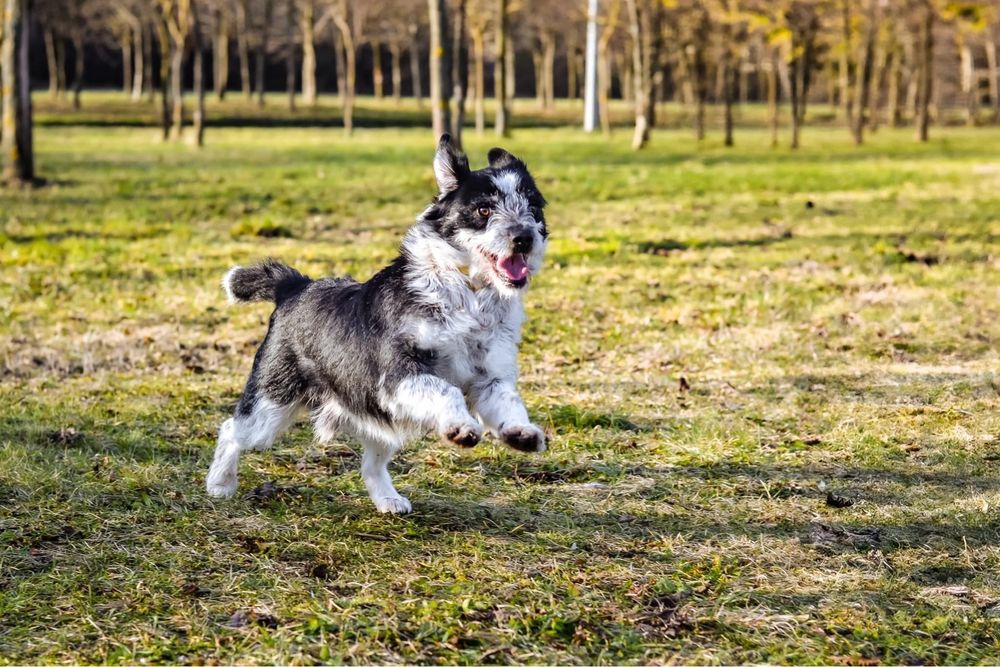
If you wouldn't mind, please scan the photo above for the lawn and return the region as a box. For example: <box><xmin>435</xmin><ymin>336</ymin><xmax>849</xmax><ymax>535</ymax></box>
<box><xmin>3</xmin><ymin>100</ymin><xmax>1000</xmax><ymax>663</ymax></box>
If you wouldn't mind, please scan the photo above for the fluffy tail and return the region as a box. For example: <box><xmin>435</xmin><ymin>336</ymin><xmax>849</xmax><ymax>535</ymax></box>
<box><xmin>222</xmin><ymin>259</ymin><xmax>311</xmax><ymax>304</ymax></box>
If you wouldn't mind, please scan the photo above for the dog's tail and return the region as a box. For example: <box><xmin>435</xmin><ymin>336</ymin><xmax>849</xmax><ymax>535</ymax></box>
<box><xmin>222</xmin><ymin>259</ymin><xmax>312</xmax><ymax>304</ymax></box>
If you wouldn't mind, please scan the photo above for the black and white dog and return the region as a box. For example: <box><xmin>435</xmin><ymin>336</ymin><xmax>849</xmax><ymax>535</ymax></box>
<box><xmin>206</xmin><ymin>135</ymin><xmax>548</xmax><ymax>514</ymax></box>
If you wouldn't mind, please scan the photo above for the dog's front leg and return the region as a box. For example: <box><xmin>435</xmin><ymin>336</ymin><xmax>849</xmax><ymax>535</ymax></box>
<box><xmin>389</xmin><ymin>374</ymin><xmax>482</xmax><ymax>447</ymax></box>
<box><xmin>470</xmin><ymin>377</ymin><xmax>546</xmax><ymax>453</ymax></box>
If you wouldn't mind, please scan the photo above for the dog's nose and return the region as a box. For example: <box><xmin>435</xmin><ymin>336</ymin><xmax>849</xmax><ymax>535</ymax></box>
<box><xmin>512</xmin><ymin>231</ymin><xmax>533</xmax><ymax>254</ymax></box>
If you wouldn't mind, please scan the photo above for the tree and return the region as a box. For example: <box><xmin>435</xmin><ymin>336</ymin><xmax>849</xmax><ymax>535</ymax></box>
<box><xmin>428</xmin><ymin>0</ymin><xmax>453</xmax><ymax>139</ymax></box>
<box><xmin>625</xmin><ymin>0</ymin><xmax>661</xmax><ymax>149</ymax></box>
<box><xmin>785</xmin><ymin>0</ymin><xmax>820</xmax><ymax>149</ymax></box>
<box><xmin>1</xmin><ymin>0</ymin><xmax>33</xmax><ymax>184</ymax></box>
<box><xmin>912</xmin><ymin>0</ymin><xmax>934</xmax><ymax>141</ymax></box>
<box><xmin>451</xmin><ymin>0</ymin><xmax>469</xmax><ymax>142</ymax></box>
<box><xmin>494</xmin><ymin>0</ymin><xmax>509</xmax><ymax>136</ymax></box>
<box><xmin>332</xmin><ymin>0</ymin><xmax>367</xmax><ymax>134</ymax></box>
<box><xmin>158</xmin><ymin>0</ymin><xmax>194</xmax><ymax>140</ymax></box>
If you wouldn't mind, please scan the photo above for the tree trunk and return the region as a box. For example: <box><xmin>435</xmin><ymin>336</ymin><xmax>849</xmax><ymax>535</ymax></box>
<box><xmin>723</xmin><ymin>52</ymin><xmax>734</xmax><ymax>147</ymax></box>
<box><xmin>541</xmin><ymin>30</ymin><xmax>555</xmax><ymax>110</ymax></box>
<box><xmin>886</xmin><ymin>41</ymin><xmax>901</xmax><ymax>126</ymax></box>
<box><xmin>372</xmin><ymin>40</ymin><xmax>384</xmax><ymax>100</ymax></box>
<box><xmin>914</xmin><ymin>2</ymin><xmax>932</xmax><ymax>142</ymax></box>
<box><xmin>838</xmin><ymin>0</ymin><xmax>851</xmax><ymax>123</ymax></box>
<box><xmin>768</xmin><ymin>45</ymin><xmax>779</xmax><ymax>148</ymax></box>
<box><xmin>960</xmin><ymin>38</ymin><xmax>975</xmax><ymax>126</ymax></box>
<box><xmin>389</xmin><ymin>41</ymin><xmax>402</xmax><ymax>103</ymax></box>
<box><xmin>334</xmin><ymin>25</ymin><xmax>345</xmax><ymax>97</ymax></box>
<box><xmin>505</xmin><ymin>34</ymin><xmax>515</xmax><ymax>100</ymax></box>
<box><xmin>192</xmin><ymin>1</ymin><xmax>206</xmax><ymax>147</ymax></box>
<box><xmin>157</xmin><ymin>16</ymin><xmax>171</xmax><ymax>138</ymax></box>
<box><xmin>428</xmin><ymin>0</ymin><xmax>452</xmax><ymax>140</ymax></box>
<box><xmin>169</xmin><ymin>35</ymin><xmax>184</xmax><ymax>140</ymax></box>
<box><xmin>71</xmin><ymin>29</ymin><xmax>84</xmax><ymax>110</ymax></box>
<box><xmin>867</xmin><ymin>31</ymin><xmax>886</xmax><ymax>132</ymax></box>
<box><xmin>567</xmin><ymin>42</ymin><xmax>578</xmax><ymax>100</ymax></box>
<box><xmin>214</xmin><ymin>4</ymin><xmax>229</xmax><ymax>100</ymax></box>
<box><xmin>44</xmin><ymin>27</ymin><xmax>59</xmax><ymax>99</ymax></box>
<box><xmin>986</xmin><ymin>30</ymin><xmax>999</xmax><ymax>124</ymax></box>
<box><xmin>237</xmin><ymin>0</ymin><xmax>251</xmax><ymax>98</ymax></box>
<box><xmin>332</xmin><ymin>12</ymin><xmax>355</xmax><ymax>135</ymax></box>
<box><xmin>450</xmin><ymin>0</ymin><xmax>467</xmax><ymax>143</ymax></box>
<box><xmin>472</xmin><ymin>27</ymin><xmax>484</xmax><ymax>133</ymax></box>
<box><xmin>850</xmin><ymin>0</ymin><xmax>877</xmax><ymax>145</ymax></box>
<box><xmin>142</xmin><ymin>21</ymin><xmax>153</xmax><ymax>101</ymax></box>
<box><xmin>300</xmin><ymin>1</ymin><xmax>316</xmax><ymax>105</ymax></box>
<box><xmin>532</xmin><ymin>47</ymin><xmax>543</xmax><ymax>108</ymax></box>
<box><xmin>121</xmin><ymin>34</ymin><xmax>133</xmax><ymax>96</ymax></box>
<box><xmin>625</xmin><ymin>0</ymin><xmax>653</xmax><ymax>150</ymax></box>
<box><xmin>132</xmin><ymin>24</ymin><xmax>144</xmax><ymax>101</ymax></box>
<box><xmin>2</xmin><ymin>0</ymin><xmax>33</xmax><ymax>183</ymax></box>
<box><xmin>255</xmin><ymin>0</ymin><xmax>274</xmax><ymax>107</ymax></box>
<box><xmin>598</xmin><ymin>0</ymin><xmax>620</xmax><ymax>136</ymax></box>
<box><xmin>408</xmin><ymin>23</ymin><xmax>423</xmax><ymax>106</ymax></box>
<box><xmin>285</xmin><ymin>0</ymin><xmax>296</xmax><ymax>111</ymax></box>
<box><xmin>495</xmin><ymin>0</ymin><xmax>509</xmax><ymax>136</ymax></box>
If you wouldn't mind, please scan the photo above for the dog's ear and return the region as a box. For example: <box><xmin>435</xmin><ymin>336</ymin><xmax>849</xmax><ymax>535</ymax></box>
<box><xmin>487</xmin><ymin>147</ymin><xmax>524</xmax><ymax>169</ymax></box>
<box><xmin>433</xmin><ymin>134</ymin><xmax>470</xmax><ymax>196</ymax></box>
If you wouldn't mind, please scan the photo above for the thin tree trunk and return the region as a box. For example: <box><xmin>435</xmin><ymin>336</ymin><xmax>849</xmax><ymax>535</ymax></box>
<box><xmin>960</xmin><ymin>38</ymin><xmax>975</xmax><ymax>126</ymax></box>
<box><xmin>541</xmin><ymin>30</ymin><xmax>555</xmax><ymax>110</ymax></box>
<box><xmin>625</xmin><ymin>0</ymin><xmax>653</xmax><ymax>150</ymax></box>
<box><xmin>372</xmin><ymin>40</ymin><xmax>384</xmax><ymax>100</ymax></box>
<box><xmin>332</xmin><ymin>11</ymin><xmax>355</xmax><ymax>135</ymax></box>
<box><xmin>450</xmin><ymin>0</ymin><xmax>467</xmax><ymax>143</ymax></box>
<box><xmin>300</xmin><ymin>0</ymin><xmax>316</xmax><ymax>104</ymax></box>
<box><xmin>567</xmin><ymin>42</ymin><xmax>578</xmax><ymax>100</ymax></box>
<box><xmin>142</xmin><ymin>21</ymin><xmax>153</xmax><ymax>101</ymax></box>
<box><xmin>132</xmin><ymin>24</ymin><xmax>144</xmax><ymax>101</ymax></box>
<box><xmin>495</xmin><ymin>0</ymin><xmax>509</xmax><ymax>136</ymax></box>
<box><xmin>839</xmin><ymin>0</ymin><xmax>851</xmax><ymax>123</ymax></box>
<box><xmin>44</xmin><ymin>27</ymin><xmax>59</xmax><ymax>99</ymax></box>
<box><xmin>472</xmin><ymin>27</ymin><xmax>484</xmax><ymax>133</ymax></box>
<box><xmin>255</xmin><ymin>0</ymin><xmax>274</xmax><ymax>107</ymax></box>
<box><xmin>851</xmin><ymin>0</ymin><xmax>877</xmax><ymax>145</ymax></box>
<box><xmin>214</xmin><ymin>4</ymin><xmax>229</xmax><ymax>100</ymax></box>
<box><xmin>389</xmin><ymin>40</ymin><xmax>402</xmax><ymax>103</ymax></box>
<box><xmin>886</xmin><ymin>41</ymin><xmax>901</xmax><ymax>126</ymax></box>
<box><xmin>532</xmin><ymin>47</ymin><xmax>543</xmax><ymax>108</ymax></box>
<box><xmin>192</xmin><ymin>0</ymin><xmax>206</xmax><ymax>146</ymax></box>
<box><xmin>723</xmin><ymin>52</ymin><xmax>734</xmax><ymax>146</ymax></box>
<box><xmin>157</xmin><ymin>17</ymin><xmax>171</xmax><ymax>135</ymax></box>
<box><xmin>598</xmin><ymin>0</ymin><xmax>620</xmax><ymax>136</ymax></box>
<box><xmin>986</xmin><ymin>30</ymin><xmax>999</xmax><ymax>123</ymax></box>
<box><xmin>428</xmin><ymin>0</ymin><xmax>452</xmax><ymax>140</ymax></box>
<box><xmin>914</xmin><ymin>2</ymin><xmax>932</xmax><ymax>142</ymax></box>
<box><xmin>768</xmin><ymin>46</ymin><xmax>779</xmax><ymax>148</ymax></box>
<box><xmin>408</xmin><ymin>23</ymin><xmax>423</xmax><ymax>106</ymax></box>
<box><xmin>2</xmin><ymin>0</ymin><xmax>33</xmax><ymax>183</ymax></box>
<box><xmin>505</xmin><ymin>33</ymin><xmax>515</xmax><ymax>100</ymax></box>
<box><xmin>867</xmin><ymin>31</ymin><xmax>886</xmax><ymax>132</ymax></box>
<box><xmin>71</xmin><ymin>29</ymin><xmax>84</xmax><ymax>110</ymax></box>
<box><xmin>237</xmin><ymin>0</ymin><xmax>251</xmax><ymax>98</ymax></box>
<box><xmin>121</xmin><ymin>34</ymin><xmax>133</xmax><ymax>96</ymax></box>
<box><xmin>333</xmin><ymin>23</ymin><xmax>345</xmax><ymax>97</ymax></box>
<box><xmin>285</xmin><ymin>0</ymin><xmax>296</xmax><ymax>111</ymax></box>
<box><xmin>169</xmin><ymin>35</ymin><xmax>184</xmax><ymax>139</ymax></box>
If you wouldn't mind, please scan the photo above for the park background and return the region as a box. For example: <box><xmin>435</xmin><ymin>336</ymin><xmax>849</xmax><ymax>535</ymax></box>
<box><xmin>3</xmin><ymin>0</ymin><xmax>1000</xmax><ymax>664</ymax></box>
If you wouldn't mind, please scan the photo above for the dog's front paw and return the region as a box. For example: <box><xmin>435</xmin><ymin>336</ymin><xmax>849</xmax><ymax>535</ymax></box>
<box><xmin>500</xmin><ymin>423</ymin><xmax>547</xmax><ymax>453</ymax></box>
<box><xmin>372</xmin><ymin>494</ymin><xmax>413</xmax><ymax>514</ymax></box>
<box><xmin>442</xmin><ymin>420</ymin><xmax>482</xmax><ymax>448</ymax></box>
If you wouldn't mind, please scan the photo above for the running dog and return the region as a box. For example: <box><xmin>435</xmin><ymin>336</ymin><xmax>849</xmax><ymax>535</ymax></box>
<box><xmin>206</xmin><ymin>134</ymin><xmax>548</xmax><ymax>514</ymax></box>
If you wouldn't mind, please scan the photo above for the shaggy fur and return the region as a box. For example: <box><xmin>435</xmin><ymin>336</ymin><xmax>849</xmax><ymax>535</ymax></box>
<box><xmin>206</xmin><ymin>135</ymin><xmax>549</xmax><ymax>513</ymax></box>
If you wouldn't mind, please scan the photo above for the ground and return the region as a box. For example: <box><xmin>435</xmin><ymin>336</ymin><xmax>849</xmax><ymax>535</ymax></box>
<box><xmin>3</xmin><ymin>96</ymin><xmax>1000</xmax><ymax>664</ymax></box>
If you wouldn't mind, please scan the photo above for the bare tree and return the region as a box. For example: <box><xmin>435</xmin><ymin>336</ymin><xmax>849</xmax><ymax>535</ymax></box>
<box><xmin>494</xmin><ymin>0</ymin><xmax>509</xmax><ymax>136</ymax></box>
<box><xmin>625</xmin><ymin>0</ymin><xmax>661</xmax><ymax>149</ymax></box>
<box><xmin>1</xmin><ymin>0</ymin><xmax>33</xmax><ymax>183</ymax></box>
<box><xmin>428</xmin><ymin>0</ymin><xmax>453</xmax><ymax>139</ymax></box>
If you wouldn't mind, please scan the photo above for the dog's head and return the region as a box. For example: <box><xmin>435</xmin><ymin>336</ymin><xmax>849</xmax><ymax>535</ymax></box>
<box><xmin>417</xmin><ymin>134</ymin><xmax>547</xmax><ymax>295</ymax></box>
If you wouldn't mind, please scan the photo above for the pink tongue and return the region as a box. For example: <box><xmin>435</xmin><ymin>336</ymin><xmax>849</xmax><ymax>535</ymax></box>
<box><xmin>498</xmin><ymin>254</ymin><xmax>530</xmax><ymax>281</ymax></box>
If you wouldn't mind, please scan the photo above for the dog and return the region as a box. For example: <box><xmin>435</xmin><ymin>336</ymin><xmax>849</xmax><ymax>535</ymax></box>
<box><xmin>206</xmin><ymin>134</ymin><xmax>549</xmax><ymax>514</ymax></box>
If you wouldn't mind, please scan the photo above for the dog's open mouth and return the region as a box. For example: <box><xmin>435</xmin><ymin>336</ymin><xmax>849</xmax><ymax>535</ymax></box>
<box><xmin>485</xmin><ymin>252</ymin><xmax>530</xmax><ymax>288</ymax></box>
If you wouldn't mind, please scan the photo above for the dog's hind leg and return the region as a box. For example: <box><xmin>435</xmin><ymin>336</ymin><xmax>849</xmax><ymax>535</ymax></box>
<box><xmin>359</xmin><ymin>437</ymin><xmax>411</xmax><ymax>514</ymax></box>
<box><xmin>206</xmin><ymin>396</ymin><xmax>300</xmax><ymax>498</ymax></box>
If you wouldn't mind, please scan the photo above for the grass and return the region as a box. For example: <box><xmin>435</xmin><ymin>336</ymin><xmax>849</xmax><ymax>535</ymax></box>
<box><xmin>3</xmin><ymin>97</ymin><xmax>1000</xmax><ymax>663</ymax></box>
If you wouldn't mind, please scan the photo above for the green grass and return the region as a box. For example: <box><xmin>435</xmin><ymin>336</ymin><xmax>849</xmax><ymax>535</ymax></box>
<box><xmin>3</xmin><ymin>100</ymin><xmax>1000</xmax><ymax>663</ymax></box>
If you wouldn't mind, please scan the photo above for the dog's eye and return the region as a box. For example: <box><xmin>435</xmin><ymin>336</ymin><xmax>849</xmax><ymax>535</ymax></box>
<box><xmin>477</xmin><ymin>207</ymin><xmax>491</xmax><ymax>218</ymax></box>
